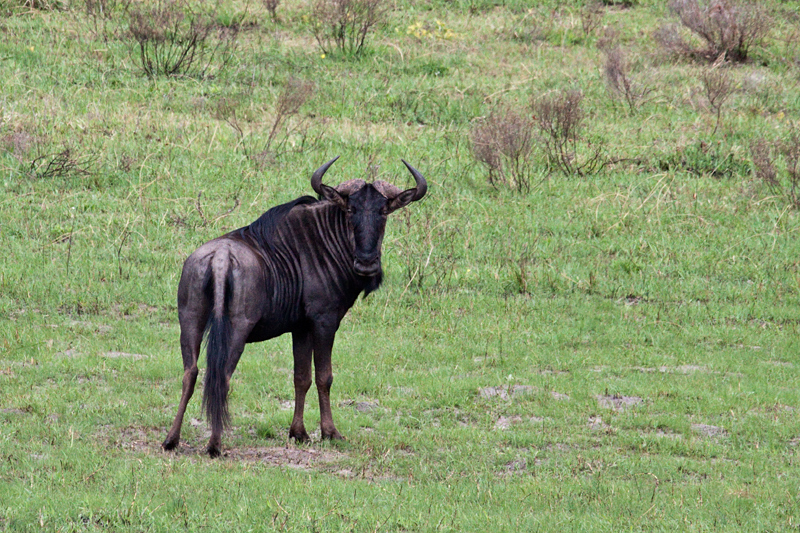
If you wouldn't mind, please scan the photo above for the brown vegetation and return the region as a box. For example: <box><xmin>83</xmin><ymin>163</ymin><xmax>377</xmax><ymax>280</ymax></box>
<box><xmin>657</xmin><ymin>0</ymin><xmax>771</xmax><ymax>62</ymax></box>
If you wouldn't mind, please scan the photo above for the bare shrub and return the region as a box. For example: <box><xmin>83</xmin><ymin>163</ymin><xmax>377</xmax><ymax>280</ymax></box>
<box><xmin>128</xmin><ymin>0</ymin><xmax>239</xmax><ymax>78</ymax></box>
<box><xmin>310</xmin><ymin>0</ymin><xmax>386</xmax><ymax>57</ymax></box>
<box><xmin>751</xmin><ymin>132</ymin><xmax>800</xmax><ymax>208</ymax></box>
<box><xmin>18</xmin><ymin>0</ymin><xmax>64</xmax><ymax>10</ymax></box>
<box><xmin>603</xmin><ymin>47</ymin><xmax>652</xmax><ymax>114</ymax></box>
<box><xmin>81</xmin><ymin>0</ymin><xmax>132</xmax><ymax>41</ymax></box>
<box><xmin>470</xmin><ymin>105</ymin><xmax>535</xmax><ymax>192</ymax></box>
<box><xmin>214</xmin><ymin>78</ymin><xmax>318</xmax><ymax>165</ymax></box>
<box><xmin>261</xmin><ymin>78</ymin><xmax>316</xmax><ymax>155</ymax></box>
<box><xmin>596</xmin><ymin>25</ymin><xmax>620</xmax><ymax>52</ymax></box>
<box><xmin>532</xmin><ymin>90</ymin><xmax>605</xmax><ymax>177</ymax></box>
<box><xmin>701</xmin><ymin>69</ymin><xmax>733</xmax><ymax>134</ymax></box>
<box><xmin>660</xmin><ymin>0</ymin><xmax>771</xmax><ymax>62</ymax></box>
<box><xmin>263</xmin><ymin>0</ymin><xmax>279</xmax><ymax>20</ymax></box>
<box><xmin>581</xmin><ymin>1</ymin><xmax>605</xmax><ymax>37</ymax></box>
<box><xmin>751</xmin><ymin>139</ymin><xmax>778</xmax><ymax>190</ymax></box>
<box><xmin>29</xmin><ymin>146</ymin><xmax>97</xmax><ymax>181</ymax></box>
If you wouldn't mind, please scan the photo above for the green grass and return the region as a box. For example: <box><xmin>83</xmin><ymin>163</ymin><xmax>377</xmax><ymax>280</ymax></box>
<box><xmin>2</xmin><ymin>0</ymin><xmax>800</xmax><ymax>531</ymax></box>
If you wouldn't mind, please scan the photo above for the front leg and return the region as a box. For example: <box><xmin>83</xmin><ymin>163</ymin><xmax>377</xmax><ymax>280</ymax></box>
<box><xmin>313</xmin><ymin>324</ymin><xmax>343</xmax><ymax>440</ymax></box>
<box><xmin>289</xmin><ymin>329</ymin><xmax>313</xmax><ymax>442</ymax></box>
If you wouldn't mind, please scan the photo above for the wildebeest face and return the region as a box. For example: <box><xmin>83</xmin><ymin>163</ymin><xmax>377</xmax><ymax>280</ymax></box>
<box><xmin>345</xmin><ymin>185</ymin><xmax>389</xmax><ymax>276</ymax></box>
<box><xmin>322</xmin><ymin>184</ymin><xmax>416</xmax><ymax>277</ymax></box>
<box><xmin>310</xmin><ymin>157</ymin><xmax>425</xmax><ymax>277</ymax></box>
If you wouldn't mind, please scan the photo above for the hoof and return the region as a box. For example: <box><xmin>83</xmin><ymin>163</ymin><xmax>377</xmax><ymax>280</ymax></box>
<box><xmin>207</xmin><ymin>445</ymin><xmax>222</xmax><ymax>458</ymax></box>
<box><xmin>289</xmin><ymin>428</ymin><xmax>310</xmax><ymax>443</ymax></box>
<box><xmin>322</xmin><ymin>429</ymin><xmax>343</xmax><ymax>441</ymax></box>
<box><xmin>162</xmin><ymin>437</ymin><xmax>179</xmax><ymax>451</ymax></box>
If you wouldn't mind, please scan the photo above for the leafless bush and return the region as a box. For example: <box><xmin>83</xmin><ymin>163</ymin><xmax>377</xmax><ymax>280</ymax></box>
<box><xmin>81</xmin><ymin>0</ymin><xmax>132</xmax><ymax>41</ymax></box>
<box><xmin>29</xmin><ymin>147</ymin><xmax>97</xmax><ymax>181</ymax></box>
<box><xmin>581</xmin><ymin>1</ymin><xmax>605</xmax><ymax>37</ymax></box>
<box><xmin>532</xmin><ymin>90</ymin><xmax>605</xmax><ymax>177</ymax></box>
<box><xmin>16</xmin><ymin>0</ymin><xmax>64</xmax><ymax>10</ymax></box>
<box><xmin>658</xmin><ymin>0</ymin><xmax>771</xmax><ymax>62</ymax></box>
<box><xmin>215</xmin><ymin>79</ymin><xmax>318</xmax><ymax>165</ymax></box>
<box><xmin>751</xmin><ymin>132</ymin><xmax>800</xmax><ymax>208</ymax></box>
<box><xmin>701</xmin><ymin>69</ymin><xmax>733</xmax><ymax>134</ymax></box>
<box><xmin>261</xmin><ymin>78</ymin><xmax>316</xmax><ymax>155</ymax></box>
<box><xmin>310</xmin><ymin>0</ymin><xmax>387</xmax><ymax>57</ymax></box>
<box><xmin>751</xmin><ymin>139</ymin><xmax>778</xmax><ymax>190</ymax></box>
<box><xmin>603</xmin><ymin>47</ymin><xmax>652</xmax><ymax>114</ymax></box>
<box><xmin>263</xmin><ymin>0</ymin><xmax>279</xmax><ymax>20</ymax></box>
<box><xmin>470</xmin><ymin>105</ymin><xmax>535</xmax><ymax>192</ymax></box>
<box><xmin>128</xmin><ymin>0</ymin><xmax>239</xmax><ymax>78</ymax></box>
<box><xmin>596</xmin><ymin>25</ymin><xmax>620</xmax><ymax>52</ymax></box>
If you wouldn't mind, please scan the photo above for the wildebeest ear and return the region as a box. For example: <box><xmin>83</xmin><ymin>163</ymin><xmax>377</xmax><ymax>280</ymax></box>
<box><xmin>320</xmin><ymin>183</ymin><xmax>348</xmax><ymax>210</ymax></box>
<box><xmin>386</xmin><ymin>188</ymin><xmax>416</xmax><ymax>214</ymax></box>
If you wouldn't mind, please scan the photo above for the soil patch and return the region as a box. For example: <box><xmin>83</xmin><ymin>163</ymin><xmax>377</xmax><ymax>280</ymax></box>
<box><xmin>102</xmin><ymin>351</ymin><xmax>149</xmax><ymax>360</ymax></box>
<box><xmin>691</xmin><ymin>423</ymin><xmax>727</xmax><ymax>438</ymax></box>
<box><xmin>103</xmin><ymin>425</ymin><xmax>349</xmax><ymax>470</ymax></box>
<box><xmin>479</xmin><ymin>385</ymin><xmax>537</xmax><ymax>401</ymax></box>
<box><xmin>596</xmin><ymin>394</ymin><xmax>643</xmax><ymax>411</ymax></box>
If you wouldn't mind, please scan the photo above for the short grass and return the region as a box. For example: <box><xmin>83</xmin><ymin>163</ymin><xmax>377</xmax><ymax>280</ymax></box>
<box><xmin>2</xmin><ymin>0</ymin><xmax>800</xmax><ymax>531</ymax></box>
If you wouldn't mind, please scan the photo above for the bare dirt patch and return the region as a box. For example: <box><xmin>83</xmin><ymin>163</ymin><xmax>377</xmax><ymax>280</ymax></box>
<box><xmin>479</xmin><ymin>385</ymin><xmax>537</xmax><ymax>401</ymax></box>
<box><xmin>691</xmin><ymin>423</ymin><xmax>727</xmax><ymax>438</ymax></box>
<box><xmin>101</xmin><ymin>425</ymin><xmax>349</xmax><ymax>470</ymax></box>
<box><xmin>588</xmin><ymin>416</ymin><xmax>608</xmax><ymax>431</ymax></box>
<box><xmin>596</xmin><ymin>394</ymin><xmax>643</xmax><ymax>411</ymax></box>
<box><xmin>102</xmin><ymin>351</ymin><xmax>149</xmax><ymax>360</ymax></box>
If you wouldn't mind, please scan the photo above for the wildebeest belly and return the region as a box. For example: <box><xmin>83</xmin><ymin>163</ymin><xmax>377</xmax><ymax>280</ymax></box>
<box><xmin>245</xmin><ymin>316</ymin><xmax>294</xmax><ymax>344</ymax></box>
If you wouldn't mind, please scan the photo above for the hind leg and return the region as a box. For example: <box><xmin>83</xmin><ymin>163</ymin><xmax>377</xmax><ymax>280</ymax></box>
<box><xmin>206</xmin><ymin>327</ymin><xmax>250</xmax><ymax>458</ymax></box>
<box><xmin>162</xmin><ymin>324</ymin><xmax>204</xmax><ymax>451</ymax></box>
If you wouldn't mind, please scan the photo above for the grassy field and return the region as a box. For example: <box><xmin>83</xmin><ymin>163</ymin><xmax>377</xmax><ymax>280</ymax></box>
<box><xmin>2</xmin><ymin>0</ymin><xmax>800</xmax><ymax>530</ymax></box>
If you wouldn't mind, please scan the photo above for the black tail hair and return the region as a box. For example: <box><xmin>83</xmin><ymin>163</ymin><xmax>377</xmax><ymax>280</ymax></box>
<box><xmin>202</xmin><ymin>264</ymin><xmax>234</xmax><ymax>431</ymax></box>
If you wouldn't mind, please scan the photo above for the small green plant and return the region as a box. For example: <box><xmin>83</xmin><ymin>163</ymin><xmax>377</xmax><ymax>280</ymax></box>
<box><xmin>405</xmin><ymin>19</ymin><xmax>459</xmax><ymax>41</ymax></box>
<box><xmin>310</xmin><ymin>0</ymin><xmax>386</xmax><ymax>57</ymax></box>
<box><xmin>127</xmin><ymin>0</ymin><xmax>239</xmax><ymax>78</ymax></box>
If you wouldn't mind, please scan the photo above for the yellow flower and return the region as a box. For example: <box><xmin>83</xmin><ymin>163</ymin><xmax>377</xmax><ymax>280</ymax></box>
<box><xmin>321</xmin><ymin>53</ymin><xmax>326</xmax><ymax>59</ymax></box>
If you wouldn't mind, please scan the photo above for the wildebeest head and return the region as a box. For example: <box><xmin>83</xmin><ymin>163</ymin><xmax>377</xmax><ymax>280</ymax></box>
<box><xmin>310</xmin><ymin>157</ymin><xmax>427</xmax><ymax>277</ymax></box>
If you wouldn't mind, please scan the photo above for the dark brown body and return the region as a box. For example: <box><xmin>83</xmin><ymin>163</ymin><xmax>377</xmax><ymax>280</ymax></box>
<box><xmin>161</xmin><ymin>158</ymin><xmax>426</xmax><ymax>457</ymax></box>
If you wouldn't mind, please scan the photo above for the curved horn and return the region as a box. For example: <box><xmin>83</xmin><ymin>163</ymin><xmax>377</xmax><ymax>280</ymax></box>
<box><xmin>401</xmin><ymin>159</ymin><xmax>427</xmax><ymax>201</ymax></box>
<box><xmin>310</xmin><ymin>156</ymin><xmax>340</xmax><ymax>195</ymax></box>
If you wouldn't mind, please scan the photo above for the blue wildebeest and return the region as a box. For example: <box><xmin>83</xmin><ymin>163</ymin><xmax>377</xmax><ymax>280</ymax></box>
<box><xmin>162</xmin><ymin>157</ymin><xmax>427</xmax><ymax>457</ymax></box>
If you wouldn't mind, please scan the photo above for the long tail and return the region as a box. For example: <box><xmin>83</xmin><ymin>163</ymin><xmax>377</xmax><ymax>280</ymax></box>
<box><xmin>202</xmin><ymin>250</ymin><xmax>234</xmax><ymax>431</ymax></box>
